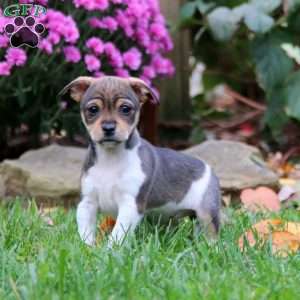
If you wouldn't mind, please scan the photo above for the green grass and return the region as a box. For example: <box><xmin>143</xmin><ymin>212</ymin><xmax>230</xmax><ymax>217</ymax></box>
<box><xmin>1</xmin><ymin>200</ymin><xmax>300</xmax><ymax>300</ymax></box>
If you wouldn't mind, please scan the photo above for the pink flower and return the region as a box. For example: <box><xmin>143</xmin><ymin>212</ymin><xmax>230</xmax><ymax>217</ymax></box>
<box><xmin>85</xmin><ymin>54</ymin><xmax>101</xmax><ymax>72</ymax></box>
<box><xmin>63</xmin><ymin>46</ymin><xmax>81</xmax><ymax>63</ymax></box>
<box><xmin>39</xmin><ymin>39</ymin><xmax>53</xmax><ymax>54</ymax></box>
<box><xmin>73</xmin><ymin>0</ymin><xmax>109</xmax><ymax>11</ymax></box>
<box><xmin>136</xmin><ymin>29</ymin><xmax>150</xmax><ymax>47</ymax></box>
<box><xmin>5</xmin><ymin>48</ymin><xmax>27</xmax><ymax>67</ymax></box>
<box><xmin>48</xmin><ymin>32</ymin><xmax>60</xmax><ymax>45</ymax></box>
<box><xmin>99</xmin><ymin>17</ymin><xmax>118</xmax><ymax>32</ymax></box>
<box><xmin>94</xmin><ymin>71</ymin><xmax>105</xmax><ymax>78</ymax></box>
<box><xmin>104</xmin><ymin>43</ymin><xmax>123</xmax><ymax>68</ymax></box>
<box><xmin>142</xmin><ymin>66</ymin><xmax>156</xmax><ymax>79</ymax></box>
<box><xmin>41</xmin><ymin>10</ymin><xmax>79</xmax><ymax>44</ymax></box>
<box><xmin>88</xmin><ymin>17</ymin><xmax>102</xmax><ymax>29</ymax></box>
<box><xmin>86</xmin><ymin>37</ymin><xmax>104</xmax><ymax>55</ymax></box>
<box><xmin>151</xmin><ymin>55</ymin><xmax>175</xmax><ymax>76</ymax></box>
<box><xmin>115</xmin><ymin>69</ymin><xmax>129</xmax><ymax>77</ymax></box>
<box><xmin>150</xmin><ymin>23</ymin><xmax>167</xmax><ymax>40</ymax></box>
<box><xmin>0</xmin><ymin>35</ymin><xmax>9</xmax><ymax>48</ymax></box>
<box><xmin>0</xmin><ymin>61</ymin><xmax>11</xmax><ymax>76</ymax></box>
<box><xmin>123</xmin><ymin>47</ymin><xmax>141</xmax><ymax>70</ymax></box>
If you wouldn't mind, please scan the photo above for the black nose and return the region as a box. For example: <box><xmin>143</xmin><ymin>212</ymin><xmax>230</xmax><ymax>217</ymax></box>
<box><xmin>102</xmin><ymin>121</ymin><xmax>116</xmax><ymax>136</ymax></box>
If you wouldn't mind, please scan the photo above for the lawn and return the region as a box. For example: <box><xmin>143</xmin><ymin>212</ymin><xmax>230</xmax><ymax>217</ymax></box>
<box><xmin>1</xmin><ymin>200</ymin><xmax>300</xmax><ymax>300</ymax></box>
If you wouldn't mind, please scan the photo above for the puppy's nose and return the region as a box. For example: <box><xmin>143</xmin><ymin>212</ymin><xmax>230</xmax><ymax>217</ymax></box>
<box><xmin>102</xmin><ymin>121</ymin><xmax>116</xmax><ymax>136</ymax></box>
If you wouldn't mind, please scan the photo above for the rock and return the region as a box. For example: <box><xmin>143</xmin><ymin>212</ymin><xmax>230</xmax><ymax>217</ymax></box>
<box><xmin>183</xmin><ymin>140</ymin><xmax>278</xmax><ymax>191</ymax></box>
<box><xmin>0</xmin><ymin>144</ymin><xmax>86</xmax><ymax>205</ymax></box>
<box><xmin>0</xmin><ymin>141</ymin><xmax>279</xmax><ymax>205</ymax></box>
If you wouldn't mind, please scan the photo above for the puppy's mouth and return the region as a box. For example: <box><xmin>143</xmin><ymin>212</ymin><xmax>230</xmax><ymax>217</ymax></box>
<box><xmin>98</xmin><ymin>138</ymin><xmax>122</xmax><ymax>145</ymax></box>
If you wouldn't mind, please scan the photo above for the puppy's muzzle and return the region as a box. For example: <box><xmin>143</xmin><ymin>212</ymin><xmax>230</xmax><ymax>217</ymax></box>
<box><xmin>102</xmin><ymin>121</ymin><xmax>116</xmax><ymax>137</ymax></box>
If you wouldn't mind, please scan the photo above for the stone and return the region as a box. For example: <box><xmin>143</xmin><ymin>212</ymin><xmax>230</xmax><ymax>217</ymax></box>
<box><xmin>0</xmin><ymin>144</ymin><xmax>85</xmax><ymax>205</ymax></box>
<box><xmin>0</xmin><ymin>141</ymin><xmax>279</xmax><ymax>205</ymax></box>
<box><xmin>183</xmin><ymin>140</ymin><xmax>278</xmax><ymax>191</ymax></box>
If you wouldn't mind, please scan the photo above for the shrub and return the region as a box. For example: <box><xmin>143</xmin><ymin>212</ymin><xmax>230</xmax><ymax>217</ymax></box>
<box><xmin>0</xmin><ymin>0</ymin><xmax>174</xmax><ymax>152</ymax></box>
<box><xmin>180</xmin><ymin>0</ymin><xmax>300</xmax><ymax>146</ymax></box>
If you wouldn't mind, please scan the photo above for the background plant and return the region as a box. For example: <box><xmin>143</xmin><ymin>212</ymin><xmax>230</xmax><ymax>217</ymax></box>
<box><xmin>180</xmin><ymin>0</ymin><xmax>300</xmax><ymax>148</ymax></box>
<box><xmin>0</xmin><ymin>0</ymin><xmax>174</xmax><ymax>157</ymax></box>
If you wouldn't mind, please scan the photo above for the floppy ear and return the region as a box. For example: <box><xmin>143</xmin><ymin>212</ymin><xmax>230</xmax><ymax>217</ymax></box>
<box><xmin>127</xmin><ymin>77</ymin><xmax>159</xmax><ymax>105</ymax></box>
<box><xmin>59</xmin><ymin>76</ymin><xmax>95</xmax><ymax>102</ymax></box>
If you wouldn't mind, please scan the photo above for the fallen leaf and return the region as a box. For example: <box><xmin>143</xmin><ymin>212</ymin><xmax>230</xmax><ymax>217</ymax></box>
<box><xmin>279</xmin><ymin>178</ymin><xmax>297</xmax><ymax>187</ymax></box>
<box><xmin>38</xmin><ymin>207</ymin><xmax>56</xmax><ymax>226</ymax></box>
<box><xmin>240</xmin><ymin>187</ymin><xmax>280</xmax><ymax>212</ymax></box>
<box><xmin>239</xmin><ymin>219</ymin><xmax>300</xmax><ymax>256</ymax></box>
<box><xmin>278</xmin><ymin>185</ymin><xmax>296</xmax><ymax>202</ymax></box>
<box><xmin>96</xmin><ymin>216</ymin><xmax>116</xmax><ymax>244</ymax></box>
<box><xmin>222</xmin><ymin>194</ymin><xmax>231</xmax><ymax>207</ymax></box>
<box><xmin>99</xmin><ymin>216</ymin><xmax>116</xmax><ymax>234</ymax></box>
<box><xmin>238</xmin><ymin>219</ymin><xmax>282</xmax><ymax>249</ymax></box>
<box><xmin>271</xmin><ymin>231</ymin><xmax>300</xmax><ymax>257</ymax></box>
<box><xmin>285</xmin><ymin>222</ymin><xmax>300</xmax><ymax>236</ymax></box>
<box><xmin>267</xmin><ymin>152</ymin><xmax>283</xmax><ymax>172</ymax></box>
<box><xmin>238</xmin><ymin>123</ymin><xmax>255</xmax><ymax>137</ymax></box>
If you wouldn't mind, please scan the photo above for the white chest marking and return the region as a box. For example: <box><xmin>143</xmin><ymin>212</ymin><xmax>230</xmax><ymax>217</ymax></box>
<box><xmin>81</xmin><ymin>144</ymin><xmax>145</xmax><ymax>217</ymax></box>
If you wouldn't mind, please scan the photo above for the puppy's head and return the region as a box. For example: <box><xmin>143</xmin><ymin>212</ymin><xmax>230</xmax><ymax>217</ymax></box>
<box><xmin>60</xmin><ymin>76</ymin><xmax>158</xmax><ymax>147</ymax></box>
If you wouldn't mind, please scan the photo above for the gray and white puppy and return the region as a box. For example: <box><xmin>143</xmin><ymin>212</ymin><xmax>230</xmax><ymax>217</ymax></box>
<box><xmin>60</xmin><ymin>76</ymin><xmax>221</xmax><ymax>246</ymax></box>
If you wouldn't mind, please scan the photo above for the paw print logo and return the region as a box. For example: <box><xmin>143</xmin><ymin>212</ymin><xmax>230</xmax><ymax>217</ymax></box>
<box><xmin>5</xmin><ymin>16</ymin><xmax>45</xmax><ymax>48</ymax></box>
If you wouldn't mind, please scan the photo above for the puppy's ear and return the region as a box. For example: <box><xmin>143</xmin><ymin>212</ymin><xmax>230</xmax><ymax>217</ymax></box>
<box><xmin>59</xmin><ymin>76</ymin><xmax>95</xmax><ymax>102</ymax></box>
<box><xmin>127</xmin><ymin>77</ymin><xmax>159</xmax><ymax>105</ymax></box>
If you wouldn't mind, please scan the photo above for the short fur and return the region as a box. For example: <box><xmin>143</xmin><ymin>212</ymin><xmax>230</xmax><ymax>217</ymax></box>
<box><xmin>60</xmin><ymin>76</ymin><xmax>221</xmax><ymax>246</ymax></box>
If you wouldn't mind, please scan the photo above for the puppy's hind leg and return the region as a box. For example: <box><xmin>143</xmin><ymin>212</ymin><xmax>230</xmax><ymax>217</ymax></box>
<box><xmin>195</xmin><ymin>173</ymin><xmax>221</xmax><ymax>239</ymax></box>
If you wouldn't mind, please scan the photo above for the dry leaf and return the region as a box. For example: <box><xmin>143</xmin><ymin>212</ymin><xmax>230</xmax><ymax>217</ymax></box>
<box><xmin>271</xmin><ymin>232</ymin><xmax>300</xmax><ymax>257</ymax></box>
<box><xmin>38</xmin><ymin>207</ymin><xmax>56</xmax><ymax>226</ymax></box>
<box><xmin>238</xmin><ymin>219</ymin><xmax>282</xmax><ymax>249</ymax></box>
<box><xmin>96</xmin><ymin>216</ymin><xmax>116</xmax><ymax>244</ymax></box>
<box><xmin>278</xmin><ymin>185</ymin><xmax>296</xmax><ymax>202</ymax></box>
<box><xmin>279</xmin><ymin>178</ymin><xmax>297</xmax><ymax>187</ymax></box>
<box><xmin>239</xmin><ymin>219</ymin><xmax>300</xmax><ymax>256</ymax></box>
<box><xmin>99</xmin><ymin>216</ymin><xmax>116</xmax><ymax>234</ymax></box>
<box><xmin>240</xmin><ymin>187</ymin><xmax>280</xmax><ymax>212</ymax></box>
<box><xmin>267</xmin><ymin>152</ymin><xmax>283</xmax><ymax>172</ymax></box>
<box><xmin>222</xmin><ymin>194</ymin><xmax>231</xmax><ymax>207</ymax></box>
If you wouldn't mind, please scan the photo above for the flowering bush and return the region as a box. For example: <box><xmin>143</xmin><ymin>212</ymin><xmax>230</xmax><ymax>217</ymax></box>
<box><xmin>0</xmin><ymin>0</ymin><xmax>174</xmax><ymax>152</ymax></box>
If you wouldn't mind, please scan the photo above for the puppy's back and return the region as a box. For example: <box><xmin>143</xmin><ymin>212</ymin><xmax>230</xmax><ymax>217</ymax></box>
<box><xmin>137</xmin><ymin>139</ymin><xmax>210</xmax><ymax>211</ymax></box>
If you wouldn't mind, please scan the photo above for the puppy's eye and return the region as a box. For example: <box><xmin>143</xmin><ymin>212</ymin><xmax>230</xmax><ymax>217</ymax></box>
<box><xmin>119</xmin><ymin>104</ymin><xmax>132</xmax><ymax>115</ymax></box>
<box><xmin>87</xmin><ymin>105</ymin><xmax>99</xmax><ymax>116</ymax></box>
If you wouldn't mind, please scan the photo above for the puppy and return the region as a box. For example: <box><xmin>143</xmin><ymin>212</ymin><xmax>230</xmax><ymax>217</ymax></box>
<box><xmin>60</xmin><ymin>76</ymin><xmax>221</xmax><ymax>246</ymax></box>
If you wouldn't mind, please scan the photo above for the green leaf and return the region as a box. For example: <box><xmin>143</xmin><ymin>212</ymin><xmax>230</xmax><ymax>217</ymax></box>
<box><xmin>207</xmin><ymin>7</ymin><xmax>239</xmax><ymax>41</ymax></box>
<box><xmin>180</xmin><ymin>2</ymin><xmax>197</xmax><ymax>21</ymax></box>
<box><xmin>196</xmin><ymin>0</ymin><xmax>215</xmax><ymax>14</ymax></box>
<box><xmin>286</xmin><ymin>0</ymin><xmax>300</xmax><ymax>12</ymax></box>
<box><xmin>281</xmin><ymin>43</ymin><xmax>300</xmax><ymax>65</ymax></box>
<box><xmin>251</xmin><ymin>31</ymin><xmax>294</xmax><ymax>91</ymax></box>
<box><xmin>263</xmin><ymin>87</ymin><xmax>289</xmax><ymax>138</ymax></box>
<box><xmin>283</xmin><ymin>71</ymin><xmax>300</xmax><ymax>121</ymax></box>
<box><xmin>250</xmin><ymin>0</ymin><xmax>281</xmax><ymax>13</ymax></box>
<box><xmin>244</xmin><ymin>8</ymin><xmax>274</xmax><ymax>33</ymax></box>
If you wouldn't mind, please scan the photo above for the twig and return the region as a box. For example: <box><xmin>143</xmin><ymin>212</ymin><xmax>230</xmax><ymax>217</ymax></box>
<box><xmin>283</xmin><ymin>0</ymin><xmax>289</xmax><ymax>16</ymax></box>
<box><xmin>225</xmin><ymin>87</ymin><xmax>266</xmax><ymax>111</ymax></box>
<box><xmin>281</xmin><ymin>146</ymin><xmax>300</xmax><ymax>165</ymax></box>
<box><xmin>203</xmin><ymin>110</ymin><xmax>262</xmax><ymax>131</ymax></box>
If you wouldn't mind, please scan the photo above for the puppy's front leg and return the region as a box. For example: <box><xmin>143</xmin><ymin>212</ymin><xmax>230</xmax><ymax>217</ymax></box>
<box><xmin>108</xmin><ymin>196</ymin><xmax>143</xmax><ymax>246</ymax></box>
<box><xmin>77</xmin><ymin>196</ymin><xmax>98</xmax><ymax>246</ymax></box>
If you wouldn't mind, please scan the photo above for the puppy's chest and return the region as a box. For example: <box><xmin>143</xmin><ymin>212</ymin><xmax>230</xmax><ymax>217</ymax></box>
<box><xmin>82</xmin><ymin>149</ymin><xmax>145</xmax><ymax>215</ymax></box>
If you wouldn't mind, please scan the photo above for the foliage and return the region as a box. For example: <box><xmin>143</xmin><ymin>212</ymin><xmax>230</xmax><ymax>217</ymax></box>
<box><xmin>180</xmin><ymin>0</ymin><xmax>300</xmax><ymax>145</ymax></box>
<box><xmin>2</xmin><ymin>200</ymin><xmax>300</xmax><ymax>299</ymax></box>
<box><xmin>0</xmin><ymin>0</ymin><xmax>174</xmax><ymax>150</ymax></box>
